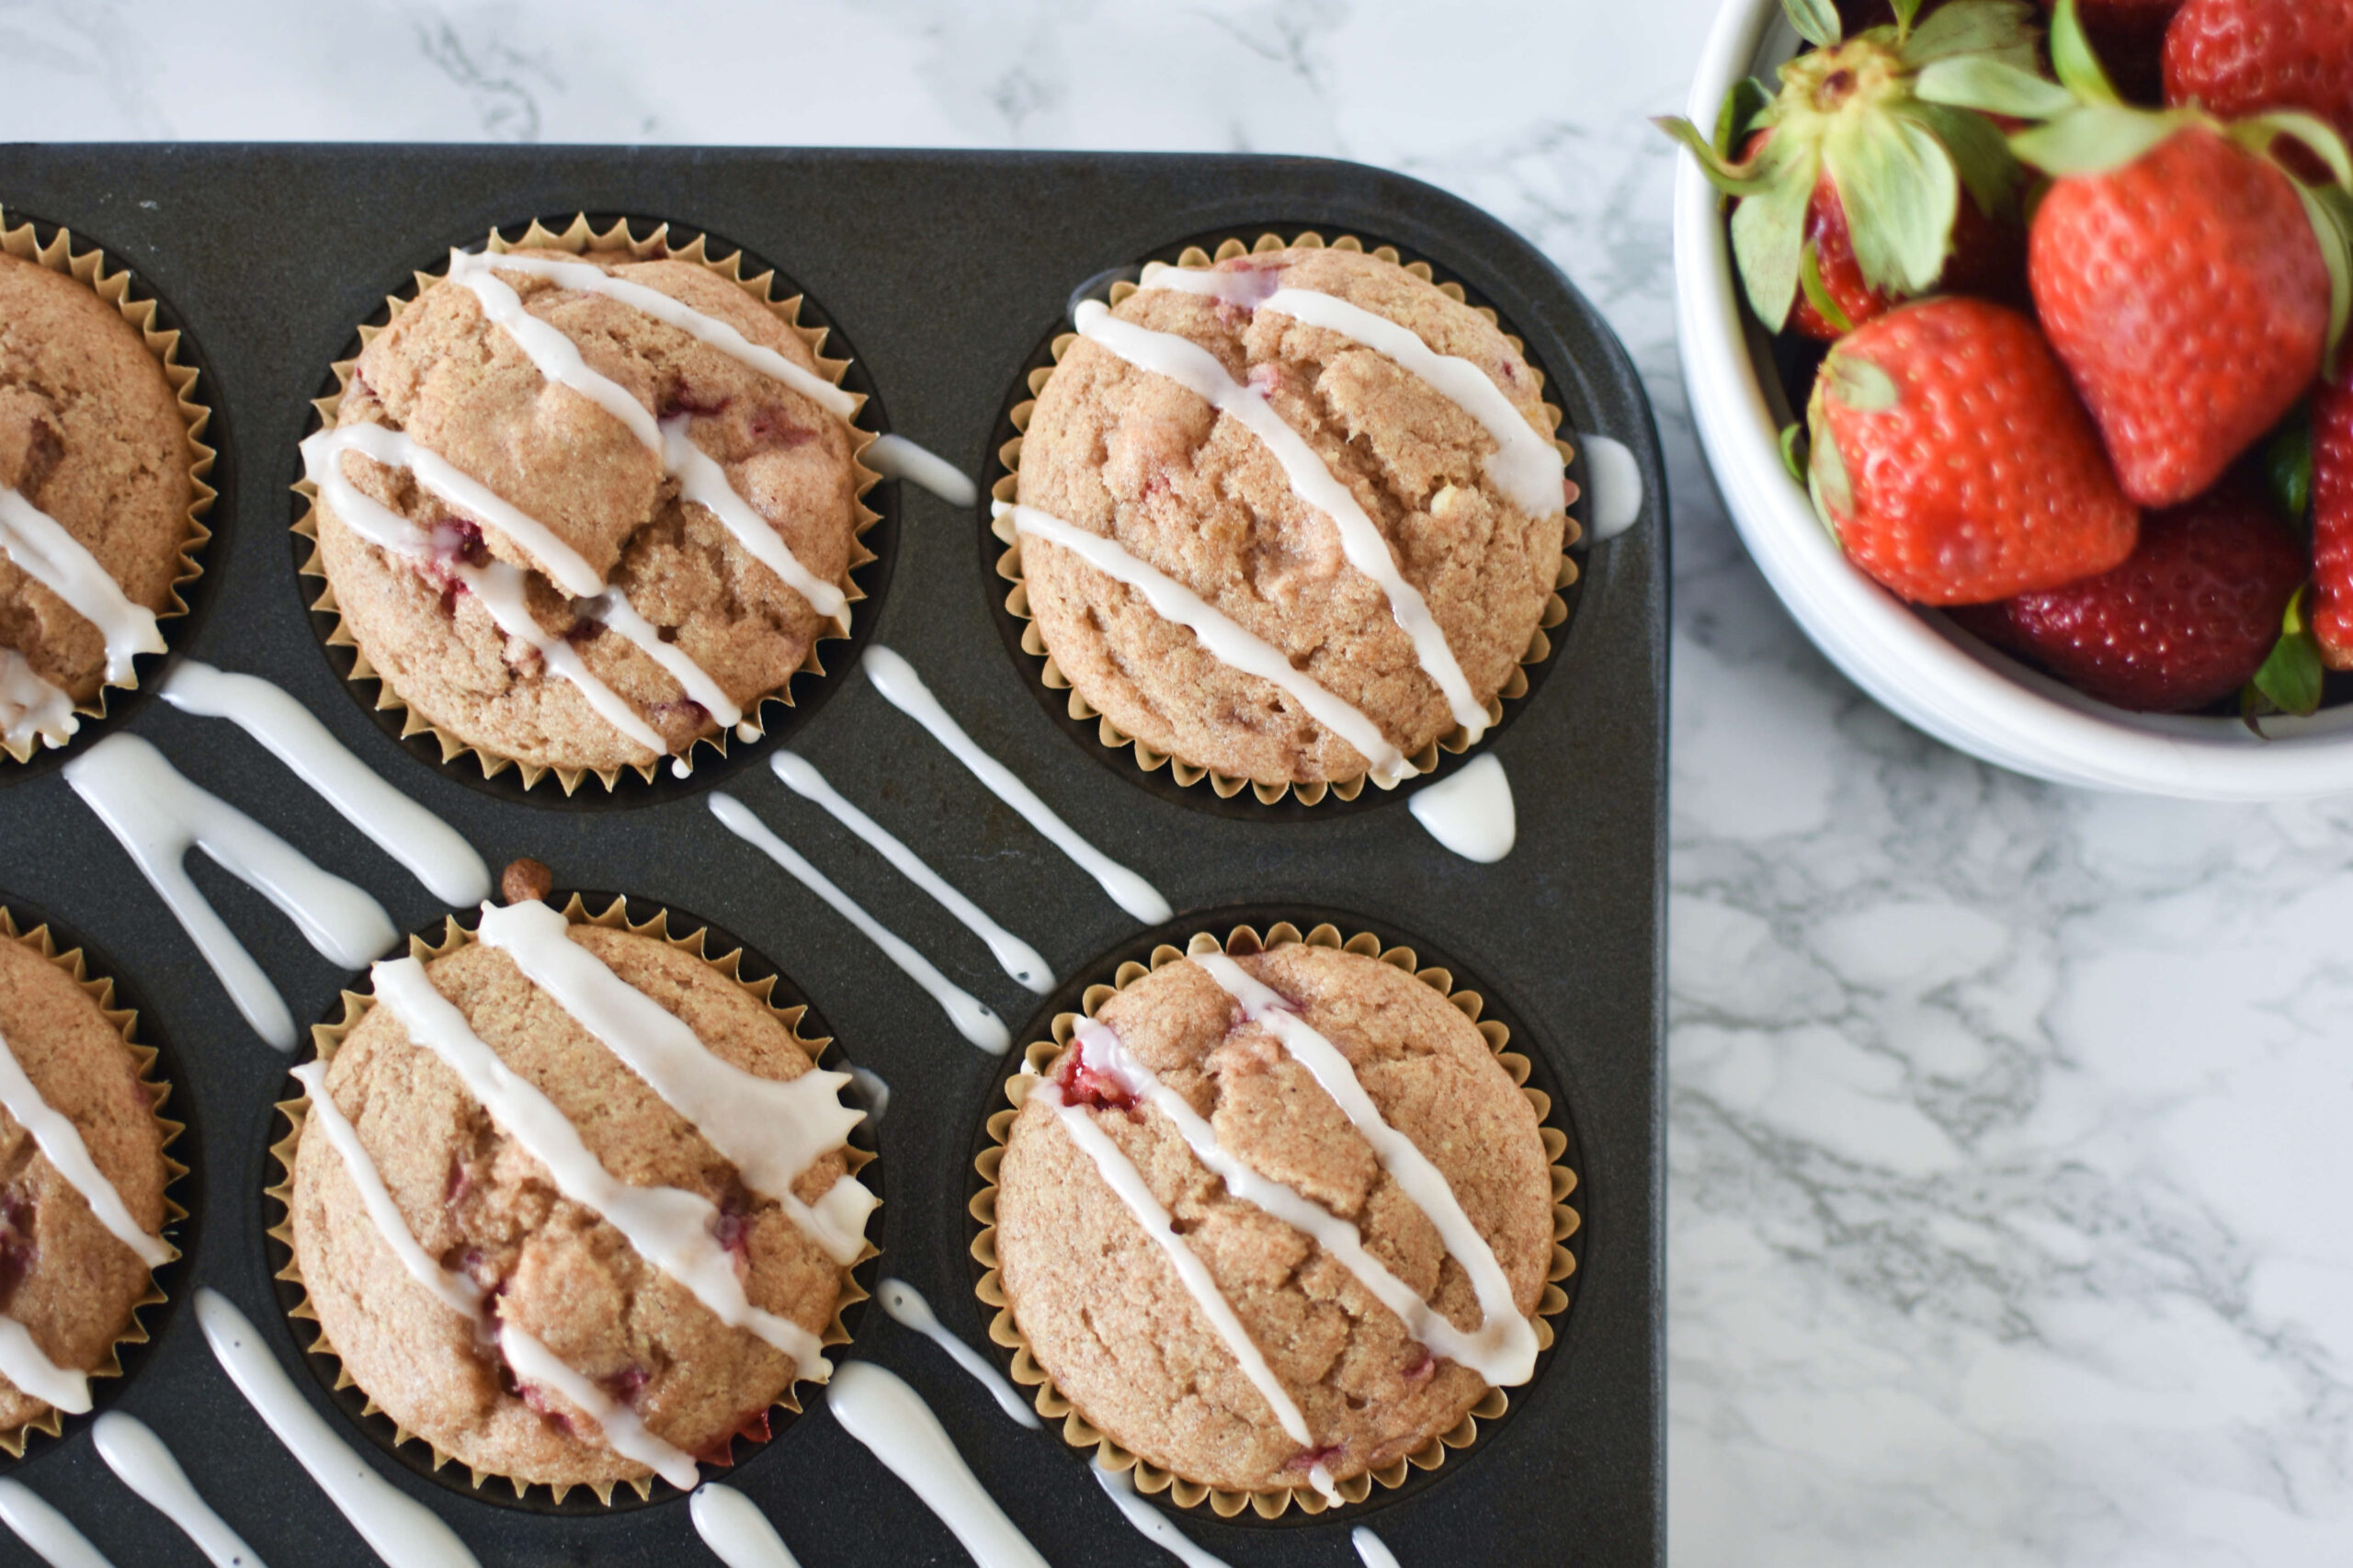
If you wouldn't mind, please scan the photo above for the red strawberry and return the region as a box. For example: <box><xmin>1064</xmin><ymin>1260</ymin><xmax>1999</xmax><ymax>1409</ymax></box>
<box><xmin>1807</xmin><ymin>296</ymin><xmax>2141</xmax><ymax>603</ymax></box>
<box><xmin>2025</xmin><ymin>123</ymin><xmax>2331</xmax><ymax>507</ymax></box>
<box><xmin>2165</xmin><ymin>0</ymin><xmax>2353</xmax><ymax>148</ymax></box>
<box><xmin>1658</xmin><ymin>1</ymin><xmax>2035</xmax><ymax>336</ymax></box>
<box><xmin>2042</xmin><ymin>0</ymin><xmax>2183</xmax><ymax>103</ymax></box>
<box><xmin>2310</xmin><ymin>377</ymin><xmax>2353</xmax><ymax>668</ymax></box>
<box><xmin>1952</xmin><ymin>481</ymin><xmax>2306</xmax><ymax>709</ymax></box>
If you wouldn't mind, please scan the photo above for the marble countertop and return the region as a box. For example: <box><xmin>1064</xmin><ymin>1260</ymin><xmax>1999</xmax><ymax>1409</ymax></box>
<box><xmin>6</xmin><ymin>2</ymin><xmax>2350</xmax><ymax>1564</ymax></box>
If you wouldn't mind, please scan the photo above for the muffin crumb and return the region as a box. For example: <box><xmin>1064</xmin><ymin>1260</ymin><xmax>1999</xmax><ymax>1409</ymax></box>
<box><xmin>500</xmin><ymin>858</ymin><xmax>553</xmax><ymax>906</ymax></box>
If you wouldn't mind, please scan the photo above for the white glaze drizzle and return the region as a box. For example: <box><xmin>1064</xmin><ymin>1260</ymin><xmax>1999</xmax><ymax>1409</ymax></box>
<box><xmin>497</xmin><ymin>1321</ymin><xmax>701</xmax><ymax>1491</ymax></box>
<box><xmin>1035</xmin><ymin>1077</ymin><xmax>1313</xmax><ymax>1447</ymax></box>
<box><xmin>660</xmin><ymin>417</ymin><xmax>848</xmax><ymax>623</ymax></box>
<box><xmin>1192</xmin><ymin>953</ymin><xmax>1537</xmax><ymax>1385</ymax></box>
<box><xmin>1141</xmin><ymin>264</ymin><xmax>1565</xmax><ymax>518</ymax></box>
<box><xmin>194</xmin><ymin>1289</ymin><xmax>483</xmax><ymax>1568</ymax></box>
<box><xmin>771</xmin><ymin>751</ymin><xmax>1052</xmax><ymax>994</ymax></box>
<box><xmin>875</xmin><ymin>1278</ymin><xmax>1040</xmax><ymax>1429</ymax></box>
<box><xmin>1093</xmin><ymin>1465</ymin><xmax>1235</xmax><ymax>1567</ymax></box>
<box><xmin>369</xmin><ymin>956</ymin><xmax>831</xmax><ymax>1371</ymax></box>
<box><xmin>1073</xmin><ymin>298</ymin><xmax>1486</xmax><ymax>743</ymax></box>
<box><xmin>1074</xmin><ymin>1017</ymin><xmax>1520</xmax><ymax>1383</ymax></box>
<box><xmin>445</xmin><ymin>258</ymin><xmax>661</xmax><ymax>447</ymax></box>
<box><xmin>0</xmin><ymin>1477</ymin><xmax>117</xmax><ymax>1568</ymax></box>
<box><xmin>467</xmin><ymin>560</ymin><xmax>672</xmax><ymax>754</ymax></box>
<box><xmin>1406</xmin><ymin>753</ymin><xmax>1516</xmax><ymax>865</ymax></box>
<box><xmin>859</xmin><ymin>646</ymin><xmax>1172</xmax><ymax>924</ymax></box>
<box><xmin>159</xmin><ymin>661</ymin><xmax>492</xmax><ymax>905</ymax></box>
<box><xmin>826</xmin><ymin>1361</ymin><xmax>1051</xmax><ymax>1568</ymax></box>
<box><xmin>997</xmin><ymin>504</ymin><xmax>1415</xmax><ymax>788</ymax></box>
<box><xmin>62</xmin><ymin>734</ymin><xmax>396</xmax><ymax>1051</ymax></box>
<box><xmin>1353</xmin><ymin>1525</ymin><xmax>1404</xmax><ymax>1567</ymax></box>
<box><xmin>848</xmin><ymin>1067</ymin><xmax>891</xmax><ymax>1130</ymax></box>
<box><xmin>0</xmin><ymin>489</ymin><xmax>165</xmax><ymax>685</ymax></box>
<box><xmin>444</xmin><ymin>251</ymin><xmax>859</xmax><ymax>422</ymax></box>
<box><xmin>0</xmin><ymin>1319</ymin><xmax>86</xmax><ymax>1415</ymax></box>
<box><xmin>1579</xmin><ymin>432</ymin><xmax>1644</xmax><ymax>541</ymax></box>
<box><xmin>90</xmin><ymin>1413</ymin><xmax>263</xmax><ymax>1568</ymax></box>
<box><xmin>580</xmin><ymin>587</ymin><xmax>744</xmax><ymax>727</ymax></box>
<box><xmin>864</xmin><ymin>435</ymin><xmax>981</xmax><ymax>507</ymax></box>
<box><xmin>708</xmin><ymin>792</ymin><xmax>1010</xmax><ymax>1054</ymax></box>
<box><xmin>0</xmin><ymin>1024</ymin><xmax>169</xmax><ymax>1267</ymax></box>
<box><xmin>472</xmin><ymin>898</ymin><xmax>874</xmax><ymax>1266</ymax></box>
<box><xmin>689</xmin><ymin>1483</ymin><xmax>804</xmax><ymax>1568</ymax></box>
<box><xmin>0</xmin><ymin>649</ymin><xmax>75</xmax><ymax>754</ymax></box>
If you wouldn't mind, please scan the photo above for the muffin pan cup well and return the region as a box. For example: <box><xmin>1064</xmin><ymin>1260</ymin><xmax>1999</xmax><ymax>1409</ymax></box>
<box><xmin>970</xmin><ymin>910</ymin><xmax>1581</xmax><ymax>1523</ymax></box>
<box><xmin>987</xmin><ymin>226</ymin><xmax>1587</xmax><ymax>818</ymax></box>
<box><xmin>0</xmin><ymin>145</ymin><xmax>1664</xmax><ymax>1567</ymax></box>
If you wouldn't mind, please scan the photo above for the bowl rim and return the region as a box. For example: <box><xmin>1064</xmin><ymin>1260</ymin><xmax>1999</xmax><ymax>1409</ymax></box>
<box><xmin>1673</xmin><ymin>0</ymin><xmax>2353</xmax><ymax>801</ymax></box>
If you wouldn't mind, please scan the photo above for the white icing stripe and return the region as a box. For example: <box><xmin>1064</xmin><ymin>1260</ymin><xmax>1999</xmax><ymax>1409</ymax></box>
<box><xmin>159</xmin><ymin>661</ymin><xmax>492</xmax><ymax>906</ymax></box>
<box><xmin>448</xmin><ymin>251</ymin><xmax>859</xmax><ymax>422</ymax></box>
<box><xmin>1141</xmin><ymin>265</ymin><xmax>1566</xmax><ymax>518</ymax></box>
<box><xmin>1094</xmin><ymin>1466</ymin><xmax>1235</xmax><ymax>1567</ymax></box>
<box><xmin>1073</xmin><ymin>299</ymin><xmax>1487</xmax><ymax>743</ymax></box>
<box><xmin>472</xmin><ymin>899</ymin><xmax>874</xmax><ymax>1266</ymax></box>
<box><xmin>709</xmin><ymin>792</ymin><xmax>1011</xmax><ymax>1054</ymax></box>
<box><xmin>1000</xmin><ymin>504</ymin><xmax>1415</xmax><ymax>788</ymax></box>
<box><xmin>291</xmin><ymin>1060</ymin><xmax>484</xmax><ymax>1323</ymax></box>
<box><xmin>447</xmin><ymin>262</ymin><xmax>663</xmax><ymax>449</ymax></box>
<box><xmin>1407</xmin><ymin>753</ymin><xmax>1516</xmax><ymax>865</ymax></box>
<box><xmin>0</xmin><ymin>489</ymin><xmax>165</xmax><ymax>686</ymax></box>
<box><xmin>498</xmin><ymin>1322</ymin><xmax>701</xmax><ymax>1491</ymax></box>
<box><xmin>771</xmin><ymin>752</ymin><xmax>1053</xmax><ymax>994</ymax></box>
<box><xmin>579</xmin><ymin>588</ymin><xmax>744</xmax><ymax>727</ymax></box>
<box><xmin>0</xmin><ymin>1027</ymin><xmax>168</xmax><ymax>1268</ymax></box>
<box><xmin>0</xmin><ymin>1477</ymin><xmax>118</xmax><ymax>1568</ymax></box>
<box><xmin>1580</xmin><ymin>432</ymin><xmax>1644</xmax><ymax>541</ymax></box>
<box><xmin>875</xmin><ymin>1278</ymin><xmax>1040</xmax><ymax>1429</ymax></box>
<box><xmin>826</xmin><ymin>1362</ymin><xmax>1051</xmax><ymax>1568</ymax></box>
<box><xmin>90</xmin><ymin>1414</ymin><xmax>262</xmax><ymax>1568</ymax></box>
<box><xmin>462</xmin><ymin>562</ymin><xmax>671</xmax><ymax>756</ymax></box>
<box><xmin>319</xmin><ymin>418</ymin><xmax>603</xmax><ymax>597</ymax></box>
<box><xmin>369</xmin><ymin>955</ymin><xmax>832</xmax><ymax>1371</ymax></box>
<box><xmin>690</xmin><ymin>1484</ymin><xmax>805</xmax><ymax>1568</ymax></box>
<box><xmin>848</xmin><ymin>1067</ymin><xmax>890</xmax><ymax>1130</ymax></box>
<box><xmin>1192</xmin><ymin>953</ymin><xmax>1537</xmax><ymax>1385</ymax></box>
<box><xmin>63</xmin><ymin>734</ymin><xmax>397</xmax><ymax>1051</ymax></box>
<box><xmin>0</xmin><ymin>1318</ymin><xmax>87</xmax><ymax>1414</ymax></box>
<box><xmin>1076</xmin><ymin>1017</ymin><xmax>1521</xmax><ymax>1383</ymax></box>
<box><xmin>195</xmin><ymin>1289</ymin><xmax>483</xmax><ymax>1568</ymax></box>
<box><xmin>859</xmin><ymin>647</ymin><xmax>1172</xmax><ymax>925</ymax></box>
<box><xmin>0</xmin><ymin>650</ymin><xmax>75</xmax><ymax>754</ymax></box>
<box><xmin>662</xmin><ymin>419</ymin><xmax>848</xmax><ymax>622</ymax></box>
<box><xmin>1036</xmin><ymin>1077</ymin><xmax>1314</xmax><ymax>1447</ymax></box>
<box><xmin>1353</xmin><ymin>1525</ymin><xmax>1404</xmax><ymax>1568</ymax></box>
<box><xmin>864</xmin><ymin>435</ymin><xmax>980</xmax><ymax>507</ymax></box>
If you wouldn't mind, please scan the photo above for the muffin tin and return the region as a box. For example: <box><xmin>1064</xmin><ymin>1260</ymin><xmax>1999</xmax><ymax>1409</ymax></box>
<box><xmin>0</xmin><ymin>145</ymin><xmax>1665</xmax><ymax>1566</ymax></box>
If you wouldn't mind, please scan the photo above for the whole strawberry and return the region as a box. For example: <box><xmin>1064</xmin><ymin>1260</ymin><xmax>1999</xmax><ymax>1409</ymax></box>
<box><xmin>1808</xmin><ymin>296</ymin><xmax>2141</xmax><ymax>603</ymax></box>
<box><xmin>1658</xmin><ymin>0</ymin><xmax>2035</xmax><ymax>337</ymax></box>
<box><xmin>2310</xmin><ymin>377</ymin><xmax>2353</xmax><ymax>667</ymax></box>
<box><xmin>1953</xmin><ymin>481</ymin><xmax>2306</xmax><ymax>710</ymax></box>
<box><xmin>2027</xmin><ymin>124</ymin><xmax>2331</xmax><ymax>507</ymax></box>
<box><xmin>2165</xmin><ymin>0</ymin><xmax>2353</xmax><ymax>145</ymax></box>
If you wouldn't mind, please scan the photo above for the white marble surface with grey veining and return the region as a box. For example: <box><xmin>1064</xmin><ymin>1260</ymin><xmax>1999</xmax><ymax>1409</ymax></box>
<box><xmin>5</xmin><ymin>3</ymin><xmax>2351</xmax><ymax>1563</ymax></box>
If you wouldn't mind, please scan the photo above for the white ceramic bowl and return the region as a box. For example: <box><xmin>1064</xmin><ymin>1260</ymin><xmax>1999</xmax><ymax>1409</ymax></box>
<box><xmin>1675</xmin><ymin>0</ymin><xmax>2353</xmax><ymax>800</ymax></box>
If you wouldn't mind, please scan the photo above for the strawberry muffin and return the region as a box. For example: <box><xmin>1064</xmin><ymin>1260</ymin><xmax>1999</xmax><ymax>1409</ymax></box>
<box><xmin>991</xmin><ymin>940</ymin><xmax>1555</xmax><ymax>1505</ymax></box>
<box><xmin>1010</xmin><ymin>245</ymin><xmax>1571</xmax><ymax>794</ymax></box>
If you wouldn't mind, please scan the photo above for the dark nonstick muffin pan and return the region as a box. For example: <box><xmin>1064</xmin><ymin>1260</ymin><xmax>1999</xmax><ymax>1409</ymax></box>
<box><xmin>0</xmin><ymin>144</ymin><xmax>1666</xmax><ymax>1567</ymax></box>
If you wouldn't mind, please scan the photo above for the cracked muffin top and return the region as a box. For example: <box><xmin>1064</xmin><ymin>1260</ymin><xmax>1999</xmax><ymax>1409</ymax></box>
<box><xmin>311</xmin><ymin>247</ymin><xmax>865</xmax><ymax>779</ymax></box>
<box><xmin>0</xmin><ymin>253</ymin><xmax>191</xmax><ymax>710</ymax></box>
<box><xmin>1014</xmin><ymin>246</ymin><xmax>1568</xmax><ymax>790</ymax></box>
<box><xmin>994</xmin><ymin>942</ymin><xmax>1552</xmax><ymax>1497</ymax></box>
<box><xmin>0</xmin><ymin>933</ymin><xmax>171</xmax><ymax>1437</ymax></box>
<box><xmin>290</xmin><ymin>921</ymin><xmax>862</xmax><ymax>1491</ymax></box>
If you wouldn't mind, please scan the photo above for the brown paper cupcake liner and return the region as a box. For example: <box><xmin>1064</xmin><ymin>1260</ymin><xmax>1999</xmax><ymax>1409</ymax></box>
<box><xmin>0</xmin><ymin>906</ymin><xmax>188</xmax><ymax>1459</ymax></box>
<box><xmin>0</xmin><ymin>207</ymin><xmax>217</xmax><ymax>765</ymax></box>
<box><xmin>292</xmin><ymin>214</ymin><xmax>884</xmax><ymax>796</ymax></box>
<box><xmin>990</xmin><ymin>229</ymin><xmax>1584</xmax><ymax>807</ymax></box>
<box><xmin>265</xmin><ymin>892</ymin><xmax>879</xmax><ymax>1508</ymax></box>
<box><xmin>969</xmin><ymin>918</ymin><xmax>1580</xmax><ymax>1519</ymax></box>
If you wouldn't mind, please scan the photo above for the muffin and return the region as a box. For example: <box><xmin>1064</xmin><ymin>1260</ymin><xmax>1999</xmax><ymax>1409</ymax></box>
<box><xmin>305</xmin><ymin>222</ymin><xmax>875</xmax><ymax>790</ymax></box>
<box><xmin>0</xmin><ymin>245</ymin><xmax>208</xmax><ymax>759</ymax></box>
<box><xmin>1008</xmin><ymin>241</ymin><xmax>1572</xmax><ymax>797</ymax></box>
<box><xmin>282</xmin><ymin>894</ymin><xmax>874</xmax><ymax>1498</ymax></box>
<box><xmin>0</xmin><ymin>915</ymin><xmax>177</xmax><ymax>1449</ymax></box>
<box><xmin>985</xmin><ymin>930</ymin><xmax>1563</xmax><ymax>1513</ymax></box>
